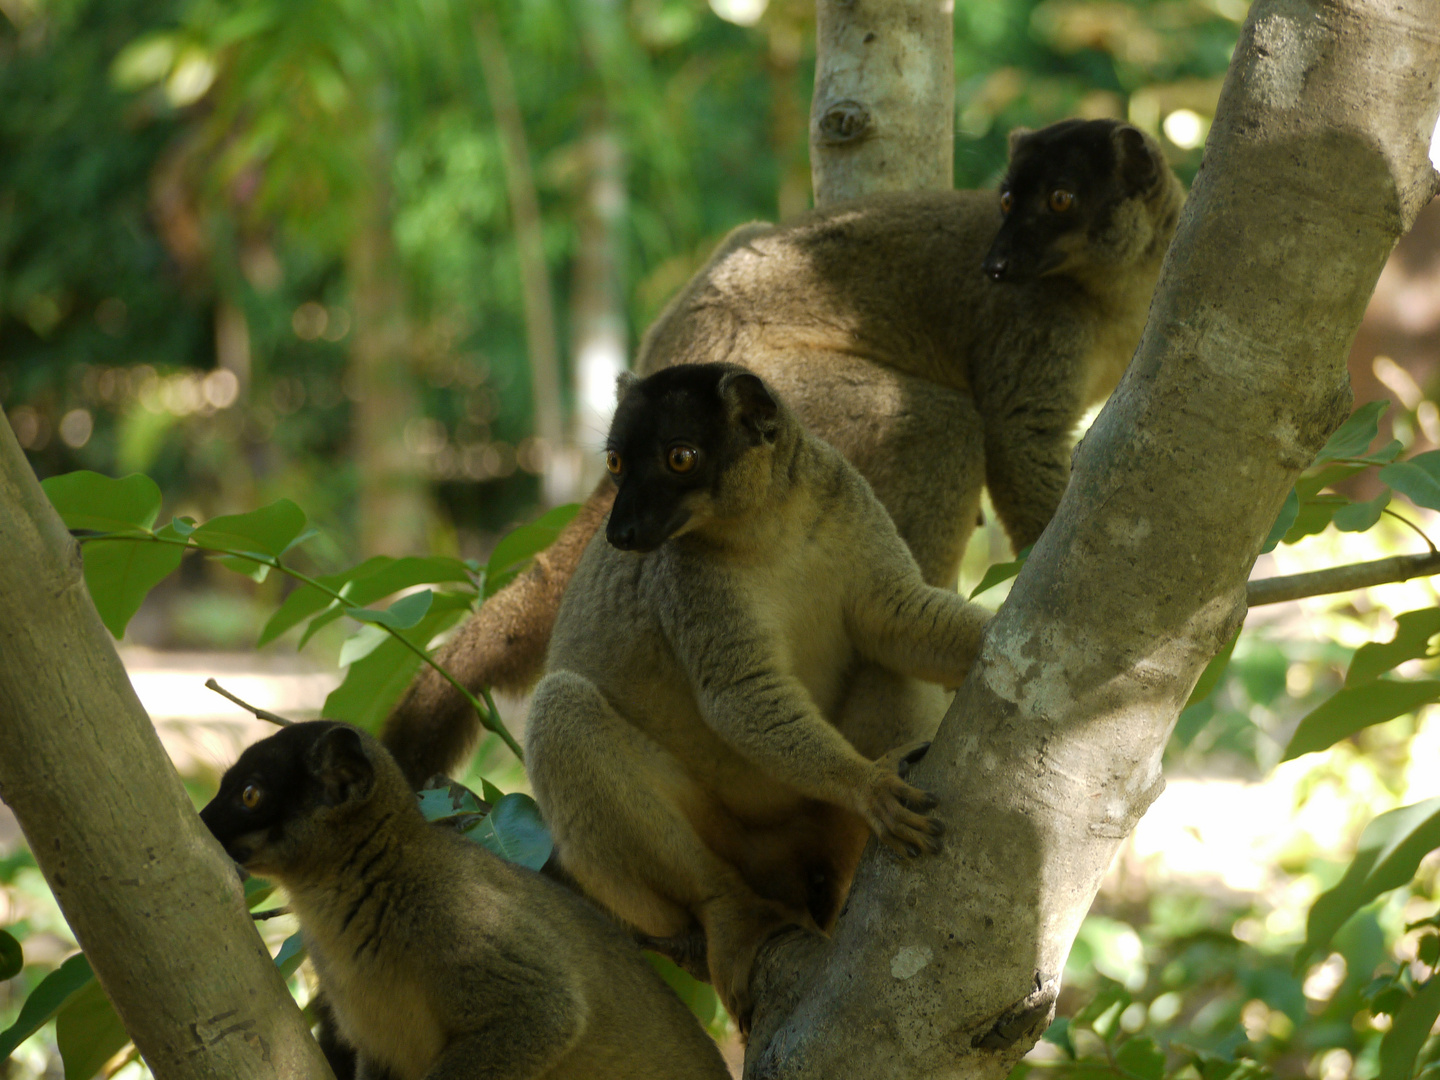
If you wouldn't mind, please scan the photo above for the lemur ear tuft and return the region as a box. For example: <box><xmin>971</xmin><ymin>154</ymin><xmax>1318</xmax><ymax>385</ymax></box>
<box><xmin>615</xmin><ymin>370</ymin><xmax>641</xmax><ymax>404</ymax></box>
<box><xmin>307</xmin><ymin>725</ymin><xmax>375</xmax><ymax>808</ymax></box>
<box><xmin>718</xmin><ymin>369</ymin><xmax>780</xmax><ymax>439</ymax></box>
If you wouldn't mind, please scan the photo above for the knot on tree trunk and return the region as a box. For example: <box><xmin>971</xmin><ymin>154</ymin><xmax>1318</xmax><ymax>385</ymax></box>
<box><xmin>972</xmin><ymin>971</ymin><xmax>1060</xmax><ymax>1050</ymax></box>
<box><xmin>815</xmin><ymin>101</ymin><xmax>872</xmax><ymax>145</ymax></box>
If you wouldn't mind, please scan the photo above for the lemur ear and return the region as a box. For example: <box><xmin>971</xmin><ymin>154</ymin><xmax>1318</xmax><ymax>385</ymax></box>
<box><xmin>717</xmin><ymin>369</ymin><xmax>780</xmax><ymax>439</ymax></box>
<box><xmin>1113</xmin><ymin>124</ymin><xmax>1160</xmax><ymax>191</ymax></box>
<box><xmin>615</xmin><ymin>370</ymin><xmax>640</xmax><ymax>404</ymax></box>
<box><xmin>1006</xmin><ymin>126</ymin><xmax>1034</xmax><ymax>160</ymax></box>
<box><xmin>306</xmin><ymin>725</ymin><xmax>375</xmax><ymax>808</ymax></box>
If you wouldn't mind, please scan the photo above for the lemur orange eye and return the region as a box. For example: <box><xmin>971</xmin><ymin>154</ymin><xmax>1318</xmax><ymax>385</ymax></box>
<box><xmin>667</xmin><ymin>446</ymin><xmax>698</xmax><ymax>473</ymax></box>
<box><xmin>240</xmin><ymin>784</ymin><xmax>261</xmax><ymax>809</ymax></box>
<box><xmin>605</xmin><ymin>450</ymin><xmax>622</xmax><ymax>475</ymax></box>
<box><xmin>1048</xmin><ymin>189</ymin><xmax>1074</xmax><ymax>212</ymax></box>
<box><xmin>999</xmin><ymin>191</ymin><xmax>1014</xmax><ymax>214</ymax></box>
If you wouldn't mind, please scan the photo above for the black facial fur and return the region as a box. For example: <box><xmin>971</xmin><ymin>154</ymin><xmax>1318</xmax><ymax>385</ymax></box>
<box><xmin>984</xmin><ymin>118</ymin><xmax>1162</xmax><ymax>282</ymax></box>
<box><xmin>199</xmin><ymin>721</ymin><xmax>371</xmax><ymax>868</ymax></box>
<box><xmin>604</xmin><ymin>363</ymin><xmax>777</xmax><ymax>552</ymax></box>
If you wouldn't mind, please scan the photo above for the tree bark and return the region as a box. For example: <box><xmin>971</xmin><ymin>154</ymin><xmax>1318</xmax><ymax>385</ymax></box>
<box><xmin>747</xmin><ymin>2</ymin><xmax>1440</xmax><ymax>1076</ymax></box>
<box><xmin>0</xmin><ymin>419</ymin><xmax>333</xmax><ymax>1077</ymax></box>
<box><xmin>809</xmin><ymin>0</ymin><xmax>953</xmax><ymax>206</ymax></box>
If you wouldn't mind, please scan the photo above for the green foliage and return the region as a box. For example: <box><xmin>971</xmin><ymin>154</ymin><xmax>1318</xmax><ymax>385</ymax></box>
<box><xmin>0</xmin><ymin>930</ymin><xmax>22</xmax><ymax>982</ymax></box>
<box><xmin>1297</xmin><ymin>800</ymin><xmax>1440</xmax><ymax>970</ymax></box>
<box><xmin>1284</xmin><ymin>682</ymin><xmax>1440</xmax><ymax>762</ymax></box>
<box><xmin>971</xmin><ymin>544</ymin><xmax>1032</xmax><ymax>600</ymax></box>
<box><xmin>482</xmin><ymin>503</ymin><xmax>583</xmax><ymax>599</ymax></box>
<box><xmin>0</xmin><ymin>954</ymin><xmax>95</xmax><ymax>1059</ymax></box>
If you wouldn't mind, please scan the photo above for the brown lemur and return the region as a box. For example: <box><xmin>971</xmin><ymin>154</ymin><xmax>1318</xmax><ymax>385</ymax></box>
<box><xmin>523</xmin><ymin>364</ymin><xmax>994</xmax><ymax>1028</ymax></box>
<box><xmin>382</xmin><ymin>118</ymin><xmax>1186</xmax><ymax>787</ymax></box>
<box><xmin>200</xmin><ymin>722</ymin><xmax>731</xmax><ymax>1080</ymax></box>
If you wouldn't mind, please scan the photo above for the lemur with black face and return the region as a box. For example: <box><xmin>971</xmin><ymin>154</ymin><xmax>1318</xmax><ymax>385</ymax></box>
<box><xmin>524</xmin><ymin>364</ymin><xmax>993</xmax><ymax>1029</ymax></box>
<box><xmin>200</xmin><ymin>721</ymin><xmax>730</xmax><ymax>1080</ymax></box>
<box><xmin>382</xmin><ymin>119</ymin><xmax>1185</xmax><ymax>790</ymax></box>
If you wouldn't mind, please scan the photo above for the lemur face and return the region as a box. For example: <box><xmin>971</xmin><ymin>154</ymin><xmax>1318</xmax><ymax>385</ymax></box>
<box><xmin>604</xmin><ymin>363</ymin><xmax>778</xmax><ymax>553</ymax></box>
<box><xmin>985</xmin><ymin>118</ymin><xmax>1165</xmax><ymax>282</ymax></box>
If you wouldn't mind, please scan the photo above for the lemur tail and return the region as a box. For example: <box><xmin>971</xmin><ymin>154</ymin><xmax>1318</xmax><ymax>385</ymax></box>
<box><xmin>380</xmin><ymin>482</ymin><xmax>615</xmax><ymax>786</ymax></box>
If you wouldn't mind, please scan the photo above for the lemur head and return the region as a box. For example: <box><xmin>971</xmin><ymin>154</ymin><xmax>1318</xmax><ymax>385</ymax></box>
<box><xmin>983</xmin><ymin>119</ymin><xmax>1179</xmax><ymax>284</ymax></box>
<box><xmin>603</xmin><ymin>363</ymin><xmax>785</xmax><ymax>553</ymax></box>
<box><xmin>200</xmin><ymin>721</ymin><xmax>389</xmax><ymax>881</ymax></box>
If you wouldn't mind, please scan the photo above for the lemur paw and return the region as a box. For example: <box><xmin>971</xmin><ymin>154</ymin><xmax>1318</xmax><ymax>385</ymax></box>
<box><xmin>862</xmin><ymin>741</ymin><xmax>943</xmax><ymax>857</ymax></box>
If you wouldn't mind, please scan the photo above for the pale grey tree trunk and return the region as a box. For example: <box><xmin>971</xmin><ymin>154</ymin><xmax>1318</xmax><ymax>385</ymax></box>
<box><xmin>809</xmin><ymin>0</ymin><xmax>953</xmax><ymax>206</ymax></box>
<box><xmin>0</xmin><ymin>418</ymin><xmax>334</xmax><ymax>1079</ymax></box>
<box><xmin>747</xmin><ymin>1</ymin><xmax>1440</xmax><ymax>1076</ymax></box>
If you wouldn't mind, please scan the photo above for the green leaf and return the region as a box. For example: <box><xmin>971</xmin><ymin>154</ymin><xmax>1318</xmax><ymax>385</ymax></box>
<box><xmin>465</xmin><ymin>793</ymin><xmax>554</xmax><ymax>870</ymax></box>
<box><xmin>1347</xmin><ymin>610</ymin><xmax>1440</xmax><ymax>686</ymax></box>
<box><xmin>1261</xmin><ymin>489</ymin><xmax>1300</xmax><ymax>554</ymax></box>
<box><xmin>1314</xmin><ymin>401</ymin><xmax>1389</xmax><ymax>465</ymax></box>
<box><xmin>417</xmin><ymin>778</ymin><xmax>488</xmax><ymax>821</ymax></box>
<box><xmin>41</xmin><ymin>471</ymin><xmax>161</xmax><ymax>533</ymax></box>
<box><xmin>1381</xmin><ymin>452</ymin><xmax>1440</xmax><ymax>513</ymax></box>
<box><xmin>483</xmin><ymin>504</ymin><xmax>582</xmax><ymax>599</ymax></box>
<box><xmin>0</xmin><ymin>953</ymin><xmax>94</xmax><ymax>1057</ymax></box>
<box><xmin>1381</xmin><ymin>976</ymin><xmax>1440</xmax><ymax>1080</ymax></box>
<box><xmin>644</xmin><ymin>953</ymin><xmax>724</xmax><ymax>1036</ymax></box>
<box><xmin>1334</xmin><ymin>490</ymin><xmax>1391</xmax><ymax>533</ymax></box>
<box><xmin>1073</xmin><ymin>981</ymin><xmax>1130</xmax><ymax>1030</ymax></box>
<box><xmin>322</xmin><ymin>607</ymin><xmax>469</xmax><ymax>730</ymax></box>
<box><xmin>337</xmin><ymin>624</ymin><xmax>390</xmax><ymax>669</ymax></box>
<box><xmin>1116</xmin><ymin>1037</ymin><xmax>1166</xmax><ymax>1080</ymax></box>
<box><xmin>217</xmin><ymin>554</ymin><xmax>270</xmax><ymax>582</ymax></box>
<box><xmin>80</xmin><ymin>526</ymin><xmax>187</xmax><ymax>639</ymax></box>
<box><xmin>1297</xmin><ymin>798</ymin><xmax>1440</xmax><ymax>969</ymax></box>
<box><xmin>347</xmin><ymin>589</ymin><xmax>434</xmax><ymax>630</ymax></box>
<box><xmin>1283</xmin><ymin>680</ymin><xmax>1440</xmax><ymax>760</ymax></box>
<box><xmin>55</xmin><ymin>977</ymin><xmax>129</xmax><ymax>1080</ymax></box>
<box><xmin>285</xmin><ymin>556</ymin><xmax>475</xmax><ymax>649</ymax></box>
<box><xmin>190</xmin><ymin>499</ymin><xmax>308</xmax><ymax>560</ymax></box>
<box><xmin>1297</xmin><ymin>463</ymin><xmax>1370</xmax><ymax>501</ymax></box>
<box><xmin>274</xmin><ymin>932</ymin><xmax>306</xmax><ymax>980</ymax></box>
<box><xmin>969</xmin><ymin>545</ymin><xmax>1033</xmax><ymax>600</ymax></box>
<box><xmin>1041</xmin><ymin>1017</ymin><xmax>1076</xmax><ymax>1059</ymax></box>
<box><xmin>1282</xmin><ymin>495</ymin><xmax>1346</xmax><ymax>545</ymax></box>
<box><xmin>0</xmin><ymin>928</ymin><xmax>21</xmax><ymax>981</ymax></box>
<box><xmin>1187</xmin><ymin>631</ymin><xmax>1239</xmax><ymax>707</ymax></box>
<box><xmin>1419</xmin><ymin>934</ymin><xmax>1440</xmax><ymax>968</ymax></box>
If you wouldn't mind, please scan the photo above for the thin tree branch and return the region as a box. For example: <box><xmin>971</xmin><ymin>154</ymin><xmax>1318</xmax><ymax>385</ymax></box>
<box><xmin>1247</xmin><ymin>551</ymin><xmax>1440</xmax><ymax>606</ymax></box>
<box><xmin>205</xmin><ymin>678</ymin><xmax>295</xmax><ymax>727</ymax></box>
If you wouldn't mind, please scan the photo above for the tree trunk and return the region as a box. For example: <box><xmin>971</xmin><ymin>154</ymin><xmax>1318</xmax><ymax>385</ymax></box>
<box><xmin>0</xmin><ymin>418</ymin><xmax>333</xmax><ymax>1078</ymax></box>
<box><xmin>747</xmin><ymin>2</ymin><xmax>1440</xmax><ymax>1076</ymax></box>
<box><xmin>351</xmin><ymin>100</ymin><xmax>430</xmax><ymax>557</ymax></box>
<box><xmin>809</xmin><ymin>0</ymin><xmax>953</xmax><ymax>206</ymax></box>
<box><xmin>475</xmin><ymin>12</ymin><xmax>570</xmax><ymax>501</ymax></box>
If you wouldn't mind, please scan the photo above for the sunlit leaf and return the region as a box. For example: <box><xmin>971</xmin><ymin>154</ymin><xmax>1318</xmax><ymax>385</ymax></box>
<box><xmin>294</xmin><ymin>556</ymin><xmax>474</xmax><ymax>648</ymax></box>
<box><xmin>1297</xmin><ymin>798</ymin><xmax>1440</xmax><ymax>969</ymax></box>
<box><xmin>969</xmin><ymin>545</ymin><xmax>1033</xmax><ymax>600</ymax></box>
<box><xmin>645</xmin><ymin>953</ymin><xmax>724</xmax><ymax>1036</ymax></box>
<box><xmin>191</xmin><ymin>499</ymin><xmax>308</xmax><ymax>560</ymax></box>
<box><xmin>274</xmin><ymin>932</ymin><xmax>306</xmax><ymax>980</ymax></box>
<box><xmin>1187</xmin><ymin>631</ymin><xmax>1239</xmax><ymax>707</ymax></box>
<box><xmin>323</xmin><ymin>607</ymin><xmax>469</xmax><ymax>730</ymax></box>
<box><xmin>1282</xmin><ymin>494</ymin><xmax>1345</xmax><ymax>545</ymax></box>
<box><xmin>1380</xmin><ymin>975</ymin><xmax>1440</xmax><ymax>1080</ymax></box>
<box><xmin>1313</xmin><ymin>400</ymin><xmax>1389</xmax><ymax>465</ymax></box>
<box><xmin>347</xmin><ymin>589</ymin><xmax>433</xmax><ymax>630</ymax></box>
<box><xmin>1347</xmin><ymin>609</ymin><xmax>1440</xmax><ymax>686</ymax></box>
<box><xmin>1283</xmin><ymin>680</ymin><xmax>1440</xmax><ymax>760</ymax></box>
<box><xmin>0</xmin><ymin>953</ymin><xmax>94</xmax><ymax>1057</ymax></box>
<box><xmin>1333</xmin><ymin>490</ymin><xmax>1391</xmax><ymax>533</ymax></box>
<box><xmin>55</xmin><ymin>978</ymin><xmax>128</xmax><ymax>1080</ymax></box>
<box><xmin>42</xmin><ymin>471</ymin><xmax>161</xmax><ymax>533</ymax></box>
<box><xmin>1260</xmin><ymin>489</ymin><xmax>1299</xmax><ymax>554</ymax></box>
<box><xmin>483</xmin><ymin>504</ymin><xmax>582</xmax><ymax>599</ymax></box>
<box><xmin>1041</xmin><ymin>1017</ymin><xmax>1075</xmax><ymax>1059</ymax></box>
<box><xmin>1381</xmin><ymin>452</ymin><xmax>1440</xmax><ymax>513</ymax></box>
<box><xmin>80</xmin><ymin>523</ymin><xmax>187</xmax><ymax>639</ymax></box>
<box><xmin>465</xmin><ymin>793</ymin><xmax>553</xmax><ymax>870</ymax></box>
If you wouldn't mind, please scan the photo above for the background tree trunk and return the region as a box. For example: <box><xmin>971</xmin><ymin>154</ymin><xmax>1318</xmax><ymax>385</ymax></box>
<box><xmin>0</xmin><ymin>417</ymin><xmax>333</xmax><ymax>1078</ymax></box>
<box><xmin>808</xmin><ymin>0</ymin><xmax>953</xmax><ymax>206</ymax></box>
<box><xmin>747</xmin><ymin>1</ymin><xmax>1440</xmax><ymax>1076</ymax></box>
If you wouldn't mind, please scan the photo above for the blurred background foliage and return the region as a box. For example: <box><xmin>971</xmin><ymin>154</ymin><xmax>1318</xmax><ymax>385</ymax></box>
<box><xmin>6</xmin><ymin>0</ymin><xmax>1440</xmax><ymax>1076</ymax></box>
